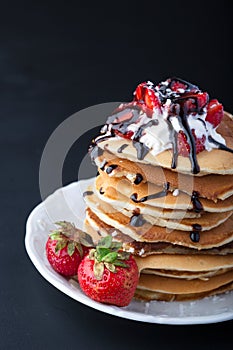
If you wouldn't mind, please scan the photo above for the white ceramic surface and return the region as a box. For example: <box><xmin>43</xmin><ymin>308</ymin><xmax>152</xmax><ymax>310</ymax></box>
<box><xmin>25</xmin><ymin>179</ymin><xmax>233</xmax><ymax>325</ymax></box>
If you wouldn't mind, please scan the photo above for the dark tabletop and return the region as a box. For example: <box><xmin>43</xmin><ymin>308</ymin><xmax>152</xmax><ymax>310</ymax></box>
<box><xmin>1</xmin><ymin>1</ymin><xmax>233</xmax><ymax>349</ymax></box>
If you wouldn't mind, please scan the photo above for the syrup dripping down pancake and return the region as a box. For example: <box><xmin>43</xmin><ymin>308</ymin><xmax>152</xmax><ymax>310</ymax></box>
<box><xmin>95</xmin><ymin>170</ymin><xmax>233</xmax><ymax>212</ymax></box>
<box><xmin>95</xmin><ymin>149</ymin><xmax>233</xmax><ymax>201</ymax></box>
<box><xmin>85</xmin><ymin>186</ymin><xmax>233</xmax><ymax>232</ymax></box>
<box><xmin>85</xmin><ymin>206</ymin><xmax>233</xmax><ymax>249</ymax></box>
<box><xmin>84</xmin><ymin>211</ymin><xmax>233</xmax><ymax>256</ymax></box>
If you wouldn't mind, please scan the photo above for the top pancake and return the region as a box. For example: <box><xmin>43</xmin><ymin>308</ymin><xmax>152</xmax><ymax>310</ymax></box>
<box><xmin>96</xmin><ymin>112</ymin><xmax>233</xmax><ymax>176</ymax></box>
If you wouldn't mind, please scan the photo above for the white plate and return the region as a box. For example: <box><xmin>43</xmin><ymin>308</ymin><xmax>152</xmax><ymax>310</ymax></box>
<box><xmin>25</xmin><ymin>179</ymin><xmax>233</xmax><ymax>325</ymax></box>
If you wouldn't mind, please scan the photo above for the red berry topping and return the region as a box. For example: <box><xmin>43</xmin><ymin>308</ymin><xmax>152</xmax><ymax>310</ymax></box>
<box><xmin>177</xmin><ymin>130</ymin><xmax>206</xmax><ymax>157</ymax></box>
<box><xmin>78</xmin><ymin>236</ymin><xmax>139</xmax><ymax>307</ymax></box>
<box><xmin>184</xmin><ymin>98</ymin><xmax>197</xmax><ymax>114</ymax></box>
<box><xmin>205</xmin><ymin>99</ymin><xmax>224</xmax><ymax>127</ymax></box>
<box><xmin>144</xmin><ymin>88</ymin><xmax>159</xmax><ymax>109</ymax></box>
<box><xmin>182</xmin><ymin>92</ymin><xmax>209</xmax><ymax>114</ymax></box>
<box><xmin>46</xmin><ymin>221</ymin><xmax>94</xmax><ymax>277</ymax></box>
<box><xmin>135</xmin><ymin>82</ymin><xmax>147</xmax><ymax>101</ymax></box>
<box><xmin>170</xmin><ymin>81</ymin><xmax>187</xmax><ymax>91</ymax></box>
<box><xmin>114</xmin><ymin>129</ymin><xmax>134</xmax><ymax>140</ymax></box>
<box><xmin>196</xmin><ymin>92</ymin><xmax>209</xmax><ymax>110</ymax></box>
<box><xmin>134</xmin><ymin>82</ymin><xmax>160</xmax><ymax>111</ymax></box>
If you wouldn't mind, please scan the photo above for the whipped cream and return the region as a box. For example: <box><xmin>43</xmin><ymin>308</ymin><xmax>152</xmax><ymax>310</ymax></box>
<box><xmin>123</xmin><ymin>105</ymin><xmax>226</xmax><ymax>156</ymax></box>
<box><xmin>129</xmin><ymin>111</ymin><xmax>172</xmax><ymax>156</ymax></box>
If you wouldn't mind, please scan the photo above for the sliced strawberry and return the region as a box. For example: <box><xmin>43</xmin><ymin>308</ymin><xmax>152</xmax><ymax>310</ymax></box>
<box><xmin>134</xmin><ymin>82</ymin><xmax>160</xmax><ymax>111</ymax></box>
<box><xmin>170</xmin><ymin>81</ymin><xmax>187</xmax><ymax>92</ymax></box>
<box><xmin>177</xmin><ymin>130</ymin><xmax>206</xmax><ymax>157</ymax></box>
<box><xmin>182</xmin><ymin>92</ymin><xmax>208</xmax><ymax>114</ymax></box>
<box><xmin>114</xmin><ymin>129</ymin><xmax>134</xmax><ymax>140</ymax></box>
<box><xmin>144</xmin><ymin>88</ymin><xmax>160</xmax><ymax>110</ymax></box>
<box><xmin>134</xmin><ymin>82</ymin><xmax>147</xmax><ymax>101</ymax></box>
<box><xmin>196</xmin><ymin>92</ymin><xmax>209</xmax><ymax>110</ymax></box>
<box><xmin>184</xmin><ymin>98</ymin><xmax>197</xmax><ymax>114</ymax></box>
<box><xmin>205</xmin><ymin>99</ymin><xmax>224</xmax><ymax>127</ymax></box>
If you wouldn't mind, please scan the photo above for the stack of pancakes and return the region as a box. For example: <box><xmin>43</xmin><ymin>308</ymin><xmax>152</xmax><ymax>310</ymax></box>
<box><xmin>83</xmin><ymin>111</ymin><xmax>233</xmax><ymax>301</ymax></box>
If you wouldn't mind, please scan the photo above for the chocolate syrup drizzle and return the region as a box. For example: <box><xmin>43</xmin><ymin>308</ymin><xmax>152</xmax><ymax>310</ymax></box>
<box><xmin>130</xmin><ymin>213</ymin><xmax>146</xmax><ymax>227</ymax></box>
<box><xmin>191</xmin><ymin>191</ymin><xmax>203</xmax><ymax>213</ymax></box>
<box><xmin>83</xmin><ymin>191</ymin><xmax>94</xmax><ymax>197</ymax></box>
<box><xmin>99</xmin><ymin>160</ymin><xmax>108</xmax><ymax>171</ymax></box>
<box><xmin>117</xmin><ymin>144</ymin><xmax>128</xmax><ymax>153</ymax></box>
<box><xmin>132</xmin><ymin>141</ymin><xmax>150</xmax><ymax>160</ymax></box>
<box><xmin>160</xmin><ymin>78</ymin><xmax>204</xmax><ymax>174</ymax></box>
<box><xmin>89</xmin><ymin>145</ymin><xmax>104</xmax><ymax>164</ymax></box>
<box><xmin>99</xmin><ymin>187</ymin><xmax>105</xmax><ymax>195</ymax></box>
<box><xmin>105</xmin><ymin>164</ymin><xmax>118</xmax><ymax>174</ymax></box>
<box><xmin>190</xmin><ymin>224</ymin><xmax>202</xmax><ymax>243</ymax></box>
<box><xmin>208</xmin><ymin>136</ymin><xmax>233</xmax><ymax>154</ymax></box>
<box><xmin>130</xmin><ymin>182</ymin><xmax>170</xmax><ymax>203</ymax></box>
<box><xmin>134</xmin><ymin>173</ymin><xmax>143</xmax><ymax>185</ymax></box>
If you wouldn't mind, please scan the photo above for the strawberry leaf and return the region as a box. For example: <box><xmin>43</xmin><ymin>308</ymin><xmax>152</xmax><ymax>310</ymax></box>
<box><xmin>55</xmin><ymin>240</ymin><xmax>67</xmax><ymax>254</ymax></box>
<box><xmin>111</xmin><ymin>241</ymin><xmax>123</xmax><ymax>250</ymax></box>
<box><xmin>104</xmin><ymin>263</ymin><xmax>116</xmax><ymax>273</ymax></box>
<box><xmin>53</xmin><ymin>221</ymin><xmax>94</xmax><ymax>247</ymax></box>
<box><xmin>96</xmin><ymin>247</ymin><xmax>111</xmax><ymax>261</ymax></box>
<box><xmin>75</xmin><ymin>243</ymin><xmax>83</xmax><ymax>257</ymax></box>
<box><xmin>97</xmin><ymin>236</ymin><xmax>112</xmax><ymax>248</ymax></box>
<box><xmin>114</xmin><ymin>260</ymin><xmax>129</xmax><ymax>268</ymax></box>
<box><xmin>117</xmin><ymin>251</ymin><xmax>130</xmax><ymax>260</ymax></box>
<box><xmin>94</xmin><ymin>261</ymin><xmax>104</xmax><ymax>280</ymax></box>
<box><xmin>88</xmin><ymin>248</ymin><xmax>96</xmax><ymax>260</ymax></box>
<box><xmin>49</xmin><ymin>232</ymin><xmax>63</xmax><ymax>241</ymax></box>
<box><xmin>102</xmin><ymin>252</ymin><xmax>118</xmax><ymax>263</ymax></box>
<box><xmin>67</xmin><ymin>241</ymin><xmax>75</xmax><ymax>256</ymax></box>
<box><xmin>91</xmin><ymin>235</ymin><xmax>132</xmax><ymax>276</ymax></box>
<box><xmin>79</xmin><ymin>231</ymin><xmax>94</xmax><ymax>247</ymax></box>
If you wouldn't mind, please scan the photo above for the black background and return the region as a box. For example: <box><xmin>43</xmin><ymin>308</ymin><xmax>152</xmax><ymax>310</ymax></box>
<box><xmin>1</xmin><ymin>1</ymin><xmax>233</xmax><ymax>349</ymax></box>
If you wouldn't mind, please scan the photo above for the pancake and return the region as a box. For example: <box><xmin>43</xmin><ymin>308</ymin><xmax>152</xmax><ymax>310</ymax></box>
<box><xmin>137</xmin><ymin>270</ymin><xmax>233</xmax><ymax>294</ymax></box>
<box><xmin>141</xmin><ymin>268</ymin><xmax>231</xmax><ymax>280</ymax></box>
<box><xmin>95</xmin><ymin>150</ymin><xmax>233</xmax><ymax>201</ymax></box>
<box><xmin>95</xmin><ymin>171</ymin><xmax>233</xmax><ymax>212</ymax></box>
<box><xmin>85</xmin><ymin>211</ymin><xmax>233</xmax><ymax>256</ymax></box>
<box><xmin>93</xmin><ymin>184</ymin><xmax>201</xmax><ymax>219</ymax></box>
<box><xmin>85</xmin><ymin>187</ymin><xmax>233</xmax><ymax>232</ymax></box>
<box><xmin>85</xmin><ymin>207</ymin><xmax>233</xmax><ymax>249</ymax></box>
<box><xmin>134</xmin><ymin>282</ymin><xmax>233</xmax><ymax>301</ymax></box>
<box><xmin>123</xmin><ymin>239</ymin><xmax>233</xmax><ymax>256</ymax></box>
<box><xmin>96</xmin><ymin>112</ymin><xmax>233</xmax><ymax>176</ymax></box>
<box><xmin>134</xmin><ymin>254</ymin><xmax>233</xmax><ymax>272</ymax></box>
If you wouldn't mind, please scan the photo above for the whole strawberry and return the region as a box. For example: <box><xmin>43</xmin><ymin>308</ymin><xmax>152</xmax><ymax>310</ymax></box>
<box><xmin>46</xmin><ymin>221</ymin><xmax>94</xmax><ymax>277</ymax></box>
<box><xmin>78</xmin><ymin>236</ymin><xmax>139</xmax><ymax>307</ymax></box>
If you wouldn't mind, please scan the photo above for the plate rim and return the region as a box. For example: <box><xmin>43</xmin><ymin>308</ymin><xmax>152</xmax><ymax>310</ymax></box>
<box><xmin>25</xmin><ymin>180</ymin><xmax>233</xmax><ymax>325</ymax></box>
